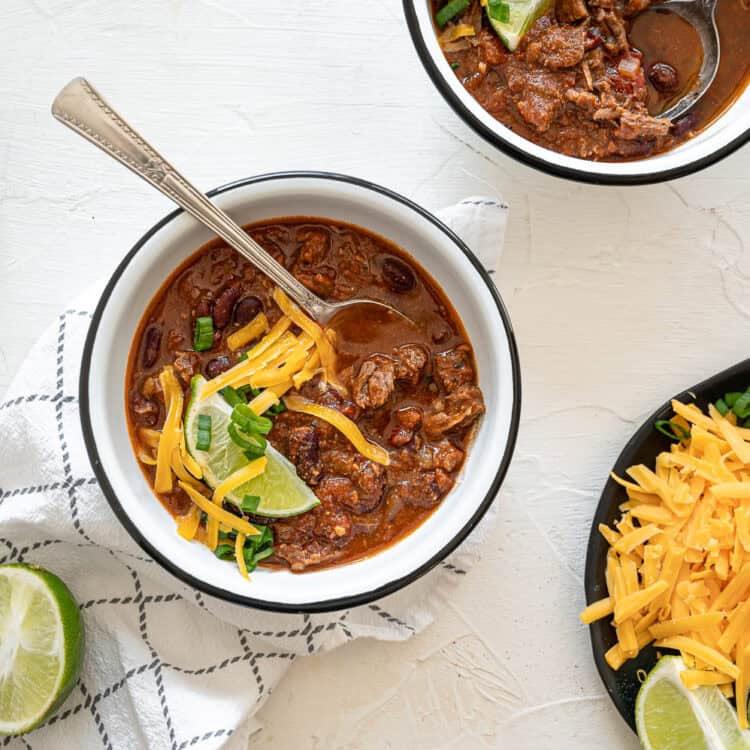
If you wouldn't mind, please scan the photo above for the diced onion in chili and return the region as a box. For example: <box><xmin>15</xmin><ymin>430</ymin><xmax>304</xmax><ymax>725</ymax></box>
<box><xmin>193</xmin><ymin>316</ymin><xmax>214</xmax><ymax>352</ymax></box>
<box><xmin>212</xmin><ymin>457</ymin><xmax>268</xmax><ymax>506</ymax></box>
<box><xmin>284</xmin><ymin>394</ymin><xmax>390</xmax><ymax>466</ymax></box>
<box><xmin>617</xmin><ymin>54</ymin><xmax>642</xmax><ymax>80</ymax></box>
<box><xmin>179</xmin><ymin>480</ymin><xmax>260</xmax><ymax>537</ymax></box>
<box><xmin>226</xmin><ymin>313</ymin><xmax>269</xmax><ymax>352</ymax></box>
<box><xmin>176</xmin><ymin>505</ymin><xmax>201</xmax><ymax>541</ymax></box>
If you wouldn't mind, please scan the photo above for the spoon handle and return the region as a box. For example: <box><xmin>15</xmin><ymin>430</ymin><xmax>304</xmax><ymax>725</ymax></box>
<box><xmin>51</xmin><ymin>77</ymin><xmax>328</xmax><ymax>320</ymax></box>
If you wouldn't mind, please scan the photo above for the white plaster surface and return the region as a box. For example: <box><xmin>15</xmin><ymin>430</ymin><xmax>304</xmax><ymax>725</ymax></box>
<box><xmin>2</xmin><ymin>2</ymin><xmax>749</xmax><ymax>748</ymax></box>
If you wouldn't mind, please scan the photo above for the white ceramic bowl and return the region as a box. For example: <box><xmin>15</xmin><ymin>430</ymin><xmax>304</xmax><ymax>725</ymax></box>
<box><xmin>404</xmin><ymin>1</ymin><xmax>750</xmax><ymax>185</ymax></box>
<box><xmin>81</xmin><ymin>172</ymin><xmax>521</xmax><ymax>612</ymax></box>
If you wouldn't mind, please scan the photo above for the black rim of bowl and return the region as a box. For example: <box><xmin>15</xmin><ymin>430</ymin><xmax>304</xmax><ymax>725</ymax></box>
<box><xmin>584</xmin><ymin>358</ymin><xmax>750</xmax><ymax>731</ymax></box>
<box><xmin>403</xmin><ymin>0</ymin><xmax>750</xmax><ymax>187</ymax></box>
<box><xmin>79</xmin><ymin>170</ymin><xmax>522</xmax><ymax>614</ymax></box>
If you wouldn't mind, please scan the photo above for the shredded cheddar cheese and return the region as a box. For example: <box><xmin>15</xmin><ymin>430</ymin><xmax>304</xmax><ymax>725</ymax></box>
<box><xmin>235</xmin><ymin>532</ymin><xmax>249</xmax><ymax>580</ymax></box>
<box><xmin>284</xmin><ymin>394</ymin><xmax>390</xmax><ymax>466</ymax></box>
<box><xmin>580</xmin><ymin>397</ymin><xmax>750</xmax><ymax>726</ymax></box>
<box><xmin>212</xmin><ymin>457</ymin><xmax>267</xmax><ymax>506</ymax></box>
<box><xmin>226</xmin><ymin>312</ymin><xmax>269</xmax><ymax>352</ymax></box>
<box><xmin>178</xmin><ymin>481</ymin><xmax>259</xmax><ymax>537</ymax></box>
<box><xmin>176</xmin><ymin>505</ymin><xmax>201</xmax><ymax>541</ymax></box>
<box><xmin>155</xmin><ymin>366</ymin><xmax>183</xmax><ymax>493</ymax></box>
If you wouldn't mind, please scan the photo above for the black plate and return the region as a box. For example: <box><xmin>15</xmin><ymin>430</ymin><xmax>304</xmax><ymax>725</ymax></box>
<box><xmin>584</xmin><ymin>358</ymin><xmax>750</xmax><ymax>731</ymax></box>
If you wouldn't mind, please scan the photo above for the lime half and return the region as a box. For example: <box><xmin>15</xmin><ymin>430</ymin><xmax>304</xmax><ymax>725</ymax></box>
<box><xmin>486</xmin><ymin>0</ymin><xmax>552</xmax><ymax>52</ymax></box>
<box><xmin>636</xmin><ymin>656</ymin><xmax>750</xmax><ymax>750</ymax></box>
<box><xmin>184</xmin><ymin>376</ymin><xmax>319</xmax><ymax>518</ymax></box>
<box><xmin>0</xmin><ymin>563</ymin><xmax>83</xmax><ymax>735</ymax></box>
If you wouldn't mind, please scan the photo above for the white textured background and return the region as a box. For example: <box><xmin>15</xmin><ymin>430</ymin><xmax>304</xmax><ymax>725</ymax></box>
<box><xmin>2</xmin><ymin>1</ymin><xmax>750</xmax><ymax>747</ymax></box>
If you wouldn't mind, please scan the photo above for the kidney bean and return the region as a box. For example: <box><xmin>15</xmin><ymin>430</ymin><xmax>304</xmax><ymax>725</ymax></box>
<box><xmin>382</xmin><ymin>257</ymin><xmax>416</xmax><ymax>293</ymax></box>
<box><xmin>213</xmin><ymin>282</ymin><xmax>242</xmax><ymax>329</ymax></box>
<box><xmin>204</xmin><ymin>355</ymin><xmax>233</xmax><ymax>379</ymax></box>
<box><xmin>194</xmin><ymin>297</ymin><xmax>213</xmax><ymax>319</ymax></box>
<box><xmin>233</xmin><ymin>295</ymin><xmax>263</xmax><ymax>326</ymax></box>
<box><xmin>648</xmin><ymin>62</ymin><xmax>679</xmax><ymax>93</ymax></box>
<box><xmin>142</xmin><ymin>326</ymin><xmax>162</xmax><ymax>368</ymax></box>
<box><xmin>671</xmin><ymin>111</ymin><xmax>697</xmax><ymax>138</ymax></box>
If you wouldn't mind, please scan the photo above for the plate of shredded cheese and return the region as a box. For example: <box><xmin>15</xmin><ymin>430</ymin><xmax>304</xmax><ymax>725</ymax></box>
<box><xmin>581</xmin><ymin>359</ymin><xmax>750</xmax><ymax>732</ymax></box>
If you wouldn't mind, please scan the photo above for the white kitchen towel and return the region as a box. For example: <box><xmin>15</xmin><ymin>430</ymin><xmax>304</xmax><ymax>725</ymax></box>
<box><xmin>0</xmin><ymin>197</ymin><xmax>508</xmax><ymax>750</ymax></box>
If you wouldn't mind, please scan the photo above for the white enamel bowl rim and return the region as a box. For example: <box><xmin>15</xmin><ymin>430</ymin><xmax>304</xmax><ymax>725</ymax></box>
<box><xmin>404</xmin><ymin>0</ymin><xmax>750</xmax><ymax>185</ymax></box>
<box><xmin>80</xmin><ymin>171</ymin><xmax>522</xmax><ymax>613</ymax></box>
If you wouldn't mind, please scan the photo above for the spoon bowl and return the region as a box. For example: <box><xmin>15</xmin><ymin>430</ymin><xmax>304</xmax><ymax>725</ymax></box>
<box><xmin>584</xmin><ymin>357</ymin><xmax>750</xmax><ymax>731</ymax></box>
<box><xmin>642</xmin><ymin>0</ymin><xmax>720</xmax><ymax>121</ymax></box>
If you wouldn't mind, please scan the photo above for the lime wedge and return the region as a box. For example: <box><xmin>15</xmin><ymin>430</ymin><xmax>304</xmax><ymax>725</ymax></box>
<box><xmin>184</xmin><ymin>376</ymin><xmax>319</xmax><ymax>518</ymax></box>
<box><xmin>0</xmin><ymin>564</ymin><xmax>83</xmax><ymax>735</ymax></box>
<box><xmin>636</xmin><ymin>656</ymin><xmax>750</xmax><ymax>750</ymax></box>
<box><xmin>486</xmin><ymin>0</ymin><xmax>553</xmax><ymax>52</ymax></box>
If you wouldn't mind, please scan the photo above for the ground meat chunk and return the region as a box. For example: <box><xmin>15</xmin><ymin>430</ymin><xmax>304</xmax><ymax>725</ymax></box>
<box><xmin>353</xmin><ymin>355</ymin><xmax>396</xmax><ymax>409</ymax></box>
<box><xmin>173</xmin><ymin>351</ymin><xmax>201</xmax><ymax>385</ymax></box>
<box><xmin>389</xmin><ymin>406</ymin><xmax>422</xmax><ymax>447</ymax></box>
<box><xmin>296</xmin><ymin>228</ymin><xmax>330</xmax><ymax>266</ymax></box>
<box><xmin>505</xmin><ymin>62</ymin><xmax>574</xmax><ymax>133</ymax></box>
<box><xmin>434</xmin><ymin>344</ymin><xmax>475</xmax><ymax>393</ymax></box>
<box><xmin>131</xmin><ymin>392</ymin><xmax>158</xmax><ymax>427</ymax></box>
<box><xmin>385</xmin><ymin>469</ymin><xmax>455</xmax><ymax>510</ymax></box>
<box><xmin>594</xmin><ymin>8</ymin><xmax>629</xmax><ymax>54</ymax></box>
<box><xmin>478</xmin><ymin>28</ymin><xmax>507</xmax><ymax>66</ymax></box>
<box><xmin>556</xmin><ymin>0</ymin><xmax>589</xmax><ymax>22</ymax></box>
<box><xmin>312</xmin><ymin>484</ymin><xmax>353</xmax><ymax>544</ymax></box>
<box><xmin>213</xmin><ymin>281</ymin><xmax>242</xmax><ymax>329</ymax></box>
<box><xmin>434</xmin><ymin>440</ymin><xmax>465</xmax><ymax>472</ymax></box>
<box><xmin>288</xmin><ymin>426</ymin><xmax>322</xmax><ymax>485</ymax></box>
<box><xmin>315</xmin><ymin>385</ymin><xmax>359</xmax><ymax>420</ymax></box>
<box><xmin>566</xmin><ymin>88</ymin><xmax>598</xmax><ymax>111</ymax></box>
<box><xmin>274</xmin><ymin>540</ymin><xmax>340</xmax><ymax>572</ymax></box>
<box><xmin>326</xmin><ymin>451</ymin><xmax>386</xmax><ymax>512</ymax></box>
<box><xmin>295</xmin><ymin>266</ymin><xmax>336</xmax><ymax>298</ymax></box>
<box><xmin>393</xmin><ymin>344</ymin><xmax>428</xmax><ymax>385</ymax></box>
<box><xmin>526</xmin><ymin>26</ymin><xmax>585</xmax><ymax>70</ymax></box>
<box><xmin>424</xmin><ymin>384</ymin><xmax>486</xmax><ymax>438</ymax></box>
<box><xmin>614</xmin><ymin>111</ymin><xmax>672</xmax><ymax>141</ymax></box>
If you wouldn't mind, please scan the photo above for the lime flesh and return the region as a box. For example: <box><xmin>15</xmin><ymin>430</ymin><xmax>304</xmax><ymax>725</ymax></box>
<box><xmin>0</xmin><ymin>563</ymin><xmax>83</xmax><ymax>735</ymax></box>
<box><xmin>486</xmin><ymin>0</ymin><xmax>553</xmax><ymax>52</ymax></box>
<box><xmin>636</xmin><ymin>656</ymin><xmax>750</xmax><ymax>750</ymax></box>
<box><xmin>184</xmin><ymin>376</ymin><xmax>319</xmax><ymax>518</ymax></box>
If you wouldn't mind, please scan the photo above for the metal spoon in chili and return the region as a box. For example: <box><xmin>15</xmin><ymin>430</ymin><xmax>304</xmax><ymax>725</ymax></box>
<box><xmin>638</xmin><ymin>0</ymin><xmax>720</xmax><ymax>121</ymax></box>
<box><xmin>51</xmin><ymin>78</ymin><xmax>413</xmax><ymax>341</ymax></box>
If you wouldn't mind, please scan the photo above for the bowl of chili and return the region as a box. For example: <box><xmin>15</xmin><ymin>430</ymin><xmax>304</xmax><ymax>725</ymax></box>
<box><xmin>405</xmin><ymin>0</ymin><xmax>750</xmax><ymax>185</ymax></box>
<box><xmin>80</xmin><ymin>171</ymin><xmax>521</xmax><ymax>612</ymax></box>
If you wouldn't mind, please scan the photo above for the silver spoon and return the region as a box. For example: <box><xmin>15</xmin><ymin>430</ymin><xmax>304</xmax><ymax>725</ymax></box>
<box><xmin>642</xmin><ymin>0</ymin><xmax>720</xmax><ymax>121</ymax></box>
<box><xmin>51</xmin><ymin>77</ymin><xmax>408</xmax><ymax>328</ymax></box>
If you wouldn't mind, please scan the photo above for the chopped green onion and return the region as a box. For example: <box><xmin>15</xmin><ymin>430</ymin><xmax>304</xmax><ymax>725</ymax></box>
<box><xmin>654</xmin><ymin>419</ymin><xmax>690</xmax><ymax>442</ymax></box>
<box><xmin>725</xmin><ymin>392</ymin><xmax>743</xmax><ymax>408</ymax></box>
<box><xmin>250</xmin><ymin>387</ymin><xmax>262</xmax><ymax>398</ymax></box>
<box><xmin>244</xmin><ymin>445</ymin><xmax>266</xmax><ymax>461</ymax></box>
<box><xmin>196</xmin><ymin>414</ymin><xmax>212</xmax><ymax>451</ymax></box>
<box><xmin>436</xmin><ymin>0</ymin><xmax>470</xmax><ymax>27</ymax></box>
<box><xmin>245</xmin><ymin>546</ymin><xmax>274</xmax><ymax>571</ymax></box>
<box><xmin>241</xmin><ymin>495</ymin><xmax>261</xmax><ymax>514</ymax></box>
<box><xmin>715</xmin><ymin>398</ymin><xmax>730</xmax><ymax>417</ymax></box>
<box><xmin>734</xmin><ymin>392</ymin><xmax>750</xmax><ymax>419</ymax></box>
<box><xmin>231</xmin><ymin>404</ymin><xmax>273</xmax><ymax>435</ymax></box>
<box><xmin>193</xmin><ymin>316</ymin><xmax>214</xmax><ymax>352</ymax></box>
<box><xmin>268</xmin><ymin>399</ymin><xmax>286</xmax><ymax>415</ymax></box>
<box><xmin>238</xmin><ymin>352</ymin><xmax>248</xmax><ymax>362</ymax></box>
<box><xmin>218</xmin><ymin>530</ymin><xmax>236</xmax><ymax>540</ymax></box>
<box><xmin>488</xmin><ymin>0</ymin><xmax>510</xmax><ymax>23</ymax></box>
<box><xmin>450</xmin><ymin>62</ymin><xmax>460</xmax><ymax>70</ymax></box>
<box><xmin>214</xmin><ymin>544</ymin><xmax>235</xmax><ymax>560</ymax></box>
<box><xmin>236</xmin><ymin>385</ymin><xmax>252</xmax><ymax>402</ymax></box>
<box><xmin>228</xmin><ymin>423</ymin><xmax>266</xmax><ymax>453</ymax></box>
<box><xmin>219</xmin><ymin>386</ymin><xmax>244</xmax><ymax>408</ymax></box>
